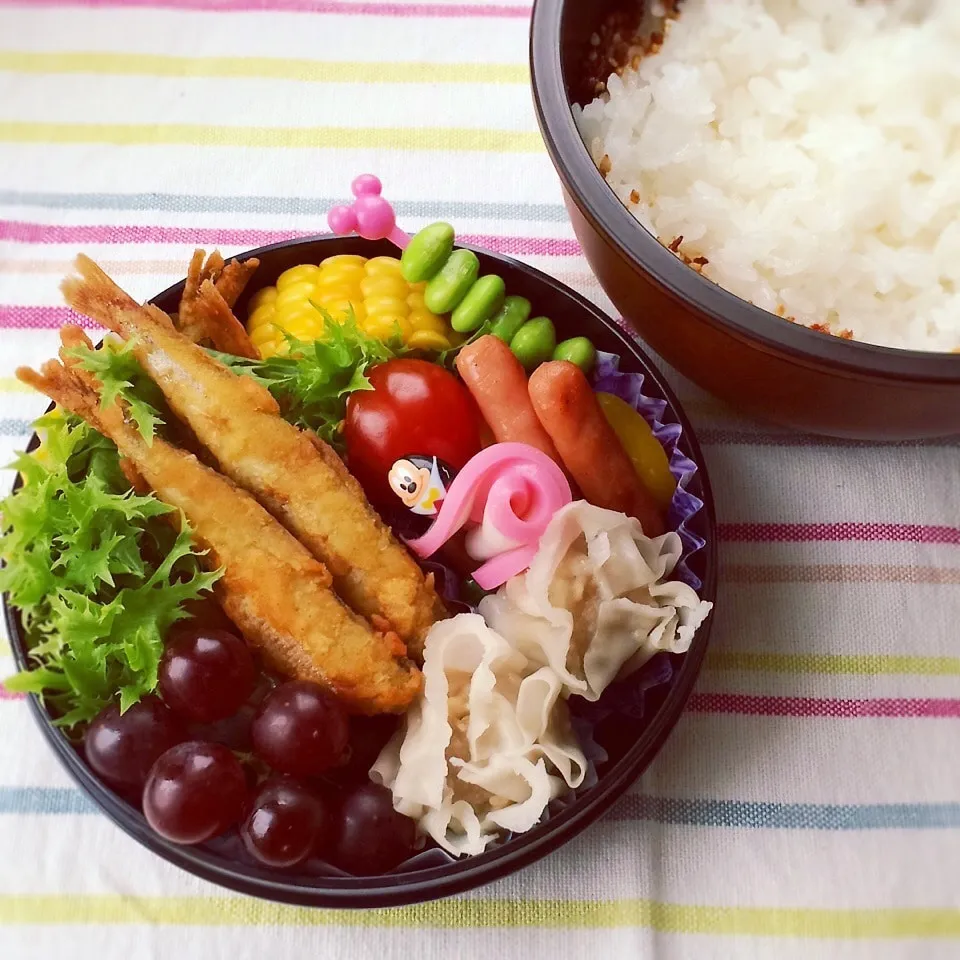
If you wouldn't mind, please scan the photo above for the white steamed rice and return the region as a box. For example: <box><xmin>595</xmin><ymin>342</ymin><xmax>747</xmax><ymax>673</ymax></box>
<box><xmin>574</xmin><ymin>0</ymin><xmax>960</xmax><ymax>352</ymax></box>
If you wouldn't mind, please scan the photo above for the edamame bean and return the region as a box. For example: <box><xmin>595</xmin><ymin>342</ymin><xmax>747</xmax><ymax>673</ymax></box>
<box><xmin>553</xmin><ymin>336</ymin><xmax>597</xmax><ymax>373</ymax></box>
<box><xmin>451</xmin><ymin>274</ymin><xmax>506</xmax><ymax>333</ymax></box>
<box><xmin>424</xmin><ymin>249</ymin><xmax>480</xmax><ymax>315</ymax></box>
<box><xmin>400</xmin><ymin>222</ymin><xmax>455</xmax><ymax>284</ymax></box>
<box><xmin>489</xmin><ymin>295</ymin><xmax>531</xmax><ymax>343</ymax></box>
<box><xmin>510</xmin><ymin>316</ymin><xmax>556</xmax><ymax>371</ymax></box>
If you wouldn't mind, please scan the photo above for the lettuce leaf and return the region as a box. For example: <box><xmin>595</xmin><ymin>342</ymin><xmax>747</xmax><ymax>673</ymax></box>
<box><xmin>1</xmin><ymin>408</ymin><xmax>220</xmax><ymax>728</ymax></box>
<box><xmin>64</xmin><ymin>337</ymin><xmax>165</xmax><ymax>444</ymax></box>
<box><xmin>212</xmin><ymin>307</ymin><xmax>407</xmax><ymax>448</ymax></box>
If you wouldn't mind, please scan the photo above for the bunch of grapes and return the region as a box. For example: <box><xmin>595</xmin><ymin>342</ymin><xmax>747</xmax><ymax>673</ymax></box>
<box><xmin>84</xmin><ymin>625</ymin><xmax>416</xmax><ymax>875</ymax></box>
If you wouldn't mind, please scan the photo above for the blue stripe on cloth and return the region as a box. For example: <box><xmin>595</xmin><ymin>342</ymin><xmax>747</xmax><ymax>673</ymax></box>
<box><xmin>2</xmin><ymin>787</ymin><xmax>960</xmax><ymax>828</ymax></box>
<box><xmin>606</xmin><ymin>795</ymin><xmax>960</xmax><ymax>829</ymax></box>
<box><xmin>0</xmin><ymin>419</ymin><xmax>32</xmax><ymax>438</ymax></box>
<box><xmin>0</xmin><ymin>191</ymin><xmax>569</xmax><ymax>223</ymax></box>
<box><xmin>0</xmin><ymin>787</ymin><xmax>96</xmax><ymax>815</ymax></box>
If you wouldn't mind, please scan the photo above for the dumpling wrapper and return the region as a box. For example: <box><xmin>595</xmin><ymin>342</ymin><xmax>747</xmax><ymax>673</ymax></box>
<box><xmin>371</xmin><ymin>613</ymin><xmax>587</xmax><ymax>857</ymax></box>
<box><xmin>479</xmin><ymin>500</ymin><xmax>713</xmax><ymax>700</ymax></box>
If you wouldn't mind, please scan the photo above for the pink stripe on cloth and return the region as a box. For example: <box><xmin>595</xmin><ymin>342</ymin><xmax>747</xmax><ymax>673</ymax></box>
<box><xmin>0</xmin><ymin>0</ymin><xmax>531</xmax><ymax>17</ymax></box>
<box><xmin>0</xmin><ymin>221</ymin><xmax>582</xmax><ymax>257</ymax></box>
<box><xmin>0</xmin><ymin>688</ymin><xmax>24</xmax><ymax>701</ymax></box>
<box><xmin>689</xmin><ymin>693</ymin><xmax>960</xmax><ymax>719</ymax></box>
<box><xmin>0</xmin><ymin>306</ymin><xmax>98</xmax><ymax>330</ymax></box>
<box><xmin>719</xmin><ymin>522</ymin><xmax>960</xmax><ymax>547</ymax></box>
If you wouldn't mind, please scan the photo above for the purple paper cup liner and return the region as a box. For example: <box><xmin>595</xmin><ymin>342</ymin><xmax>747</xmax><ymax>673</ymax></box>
<box><xmin>592</xmin><ymin>350</ymin><xmax>707</xmax><ymax>592</ymax></box>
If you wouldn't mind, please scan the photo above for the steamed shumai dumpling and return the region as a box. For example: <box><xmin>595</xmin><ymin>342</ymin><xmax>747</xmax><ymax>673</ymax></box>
<box><xmin>371</xmin><ymin>613</ymin><xmax>587</xmax><ymax>857</ymax></box>
<box><xmin>479</xmin><ymin>500</ymin><xmax>713</xmax><ymax>701</ymax></box>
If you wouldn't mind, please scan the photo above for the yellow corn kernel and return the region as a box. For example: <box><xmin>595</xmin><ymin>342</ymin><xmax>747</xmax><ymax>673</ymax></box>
<box><xmin>249</xmin><ymin>287</ymin><xmax>278</xmax><ymax>311</ymax></box>
<box><xmin>276</xmin><ymin>264</ymin><xmax>321</xmax><ymax>291</ymax></box>
<box><xmin>250</xmin><ymin>323</ymin><xmax>282</xmax><ymax>347</ymax></box>
<box><xmin>274</xmin><ymin>282</ymin><xmax>317</xmax><ymax>310</ymax></box>
<box><xmin>360</xmin><ymin>274</ymin><xmax>410</xmax><ymax>300</ymax></box>
<box><xmin>322</xmin><ymin>300</ymin><xmax>366</xmax><ymax>323</ymax></box>
<box><xmin>248</xmin><ymin>303</ymin><xmax>277</xmax><ymax>330</ymax></box>
<box><xmin>283</xmin><ymin>316</ymin><xmax>325</xmax><ymax>341</ymax></box>
<box><xmin>364</xmin><ymin>296</ymin><xmax>409</xmax><ymax>319</ymax></box>
<box><xmin>405</xmin><ymin>290</ymin><xmax>427</xmax><ymax>311</ymax></box>
<box><xmin>363</xmin><ymin>314</ymin><xmax>413</xmax><ymax>341</ymax></box>
<box><xmin>321</xmin><ymin>255</ymin><xmax>367</xmax><ymax>270</ymax></box>
<box><xmin>316</xmin><ymin>269</ymin><xmax>365</xmax><ymax>292</ymax></box>
<box><xmin>275</xmin><ymin>304</ymin><xmax>319</xmax><ymax>330</ymax></box>
<box><xmin>407</xmin><ymin>330</ymin><xmax>452</xmax><ymax>352</ymax></box>
<box><xmin>363</xmin><ymin>256</ymin><xmax>403</xmax><ymax>276</ymax></box>
<box><xmin>408</xmin><ymin>310</ymin><xmax>447</xmax><ymax>334</ymax></box>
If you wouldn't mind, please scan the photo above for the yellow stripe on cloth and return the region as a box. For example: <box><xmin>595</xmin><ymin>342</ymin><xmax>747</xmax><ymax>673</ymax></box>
<box><xmin>1</xmin><ymin>896</ymin><xmax>959</xmax><ymax>938</ymax></box>
<box><xmin>0</xmin><ymin>122</ymin><xmax>543</xmax><ymax>153</ymax></box>
<box><xmin>0</xmin><ymin>51</ymin><xmax>529</xmax><ymax>86</ymax></box>
<box><xmin>0</xmin><ymin>377</ymin><xmax>35</xmax><ymax>395</ymax></box>
<box><xmin>707</xmin><ymin>651</ymin><xmax>960</xmax><ymax>677</ymax></box>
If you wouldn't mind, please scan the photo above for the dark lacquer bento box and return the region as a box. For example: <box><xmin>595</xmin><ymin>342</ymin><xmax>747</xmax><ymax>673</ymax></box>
<box><xmin>3</xmin><ymin>233</ymin><xmax>716</xmax><ymax>908</ymax></box>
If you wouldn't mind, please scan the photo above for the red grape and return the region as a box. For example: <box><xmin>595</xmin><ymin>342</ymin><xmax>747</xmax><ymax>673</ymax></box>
<box><xmin>143</xmin><ymin>741</ymin><xmax>247</xmax><ymax>844</ymax></box>
<box><xmin>240</xmin><ymin>779</ymin><xmax>333</xmax><ymax>868</ymax></box>
<box><xmin>336</xmin><ymin>714</ymin><xmax>400</xmax><ymax>783</ymax></box>
<box><xmin>331</xmin><ymin>782</ymin><xmax>417</xmax><ymax>875</ymax></box>
<box><xmin>158</xmin><ymin>627</ymin><xmax>256</xmax><ymax>723</ymax></box>
<box><xmin>85</xmin><ymin>696</ymin><xmax>184</xmax><ymax>792</ymax></box>
<box><xmin>250</xmin><ymin>681</ymin><xmax>349</xmax><ymax>778</ymax></box>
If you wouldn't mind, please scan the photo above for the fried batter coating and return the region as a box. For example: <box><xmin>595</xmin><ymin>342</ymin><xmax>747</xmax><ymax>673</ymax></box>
<box><xmin>18</xmin><ymin>338</ymin><xmax>421</xmax><ymax>715</ymax></box>
<box><xmin>174</xmin><ymin>249</ymin><xmax>259</xmax><ymax>359</ymax></box>
<box><xmin>61</xmin><ymin>255</ymin><xmax>446</xmax><ymax>659</ymax></box>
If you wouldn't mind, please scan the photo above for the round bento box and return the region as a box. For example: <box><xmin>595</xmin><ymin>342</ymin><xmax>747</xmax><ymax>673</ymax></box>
<box><xmin>3</xmin><ymin>235</ymin><xmax>717</xmax><ymax>908</ymax></box>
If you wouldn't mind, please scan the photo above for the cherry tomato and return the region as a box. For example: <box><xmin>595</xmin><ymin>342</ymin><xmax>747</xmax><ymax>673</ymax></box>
<box><xmin>344</xmin><ymin>359</ymin><xmax>483</xmax><ymax>506</ymax></box>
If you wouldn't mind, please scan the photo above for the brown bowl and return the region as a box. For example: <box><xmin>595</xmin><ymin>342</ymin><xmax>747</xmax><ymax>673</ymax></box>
<box><xmin>530</xmin><ymin>0</ymin><xmax>960</xmax><ymax>441</ymax></box>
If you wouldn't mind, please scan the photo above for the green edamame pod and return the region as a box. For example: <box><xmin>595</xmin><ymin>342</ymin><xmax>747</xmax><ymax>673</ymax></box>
<box><xmin>489</xmin><ymin>295</ymin><xmax>532</xmax><ymax>343</ymax></box>
<box><xmin>423</xmin><ymin>248</ymin><xmax>480</xmax><ymax>315</ymax></box>
<box><xmin>451</xmin><ymin>274</ymin><xmax>506</xmax><ymax>333</ymax></box>
<box><xmin>510</xmin><ymin>316</ymin><xmax>556</xmax><ymax>371</ymax></box>
<box><xmin>553</xmin><ymin>336</ymin><xmax>597</xmax><ymax>373</ymax></box>
<box><xmin>400</xmin><ymin>222</ymin><xmax>455</xmax><ymax>284</ymax></box>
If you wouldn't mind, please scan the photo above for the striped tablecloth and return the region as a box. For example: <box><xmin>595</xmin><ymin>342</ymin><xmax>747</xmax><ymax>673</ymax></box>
<box><xmin>2</xmin><ymin>1</ymin><xmax>959</xmax><ymax>957</ymax></box>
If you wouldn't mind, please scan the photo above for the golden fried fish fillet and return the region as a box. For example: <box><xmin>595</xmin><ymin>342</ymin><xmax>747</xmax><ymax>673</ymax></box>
<box><xmin>61</xmin><ymin>255</ymin><xmax>446</xmax><ymax>659</ymax></box>
<box><xmin>19</xmin><ymin>334</ymin><xmax>421</xmax><ymax>715</ymax></box>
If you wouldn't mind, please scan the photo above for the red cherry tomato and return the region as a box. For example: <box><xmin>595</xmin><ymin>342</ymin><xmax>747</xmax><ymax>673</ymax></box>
<box><xmin>344</xmin><ymin>359</ymin><xmax>483</xmax><ymax>507</ymax></box>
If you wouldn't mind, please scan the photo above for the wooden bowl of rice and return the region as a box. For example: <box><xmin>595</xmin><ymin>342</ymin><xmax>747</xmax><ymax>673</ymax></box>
<box><xmin>530</xmin><ymin>0</ymin><xmax>960</xmax><ymax>441</ymax></box>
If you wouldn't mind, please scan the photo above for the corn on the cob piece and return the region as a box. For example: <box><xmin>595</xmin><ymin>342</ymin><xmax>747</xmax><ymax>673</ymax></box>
<box><xmin>247</xmin><ymin>255</ymin><xmax>456</xmax><ymax>359</ymax></box>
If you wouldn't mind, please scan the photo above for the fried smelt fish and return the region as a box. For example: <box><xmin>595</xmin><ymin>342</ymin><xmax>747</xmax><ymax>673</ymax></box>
<box><xmin>18</xmin><ymin>342</ymin><xmax>421</xmax><ymax>715</ymax></box>
<box><xmin>62</xmin><ymin>255</ymin><xmax>447</xmax><ymax>659</ymax></box>
<box><xmin>214</xmin><ymin>256</ymin><xmax>260</xmax><ymax>308</ymax></box>
<box><xmin>175</xmin><ymin>249</ymin><xmax>259</xmax><ymax>359</ymax></box>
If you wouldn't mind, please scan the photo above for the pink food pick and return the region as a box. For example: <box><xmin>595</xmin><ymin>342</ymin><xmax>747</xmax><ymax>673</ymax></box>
<box><xmin>326</xmin><ymin>174</ymin><xmax>412</xmax><ymax>250</ymax></box>
<box><xmin>407</xmin><ymin>443</ymin><xmax>572</xmax><ymax>591</ymax></box>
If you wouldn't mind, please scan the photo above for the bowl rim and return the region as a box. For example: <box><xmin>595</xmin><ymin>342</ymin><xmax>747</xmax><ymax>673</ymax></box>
<box><xmin>3</xmin><ymin>234</ymin><xmax>718</xmax><ymax>909</ymax></box>
<box><xmin>529</xmin><ymin>0</ymin><xmax>960</xmax><ymax>384</ymax></box>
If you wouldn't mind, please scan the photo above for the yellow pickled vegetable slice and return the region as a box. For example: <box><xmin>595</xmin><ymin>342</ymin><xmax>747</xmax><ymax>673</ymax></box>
<box><xmin>595</xmin><ymin>392</ymin><xmax>676</xmax><ymax>509</ymax></box>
